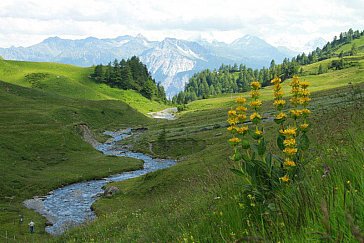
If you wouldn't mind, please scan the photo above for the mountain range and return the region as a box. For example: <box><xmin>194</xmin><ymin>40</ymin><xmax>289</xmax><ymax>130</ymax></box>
<box><xmin>0</xmin><ymin>35</ymin><xmax>304</xmax><ymax>96</ymax></box>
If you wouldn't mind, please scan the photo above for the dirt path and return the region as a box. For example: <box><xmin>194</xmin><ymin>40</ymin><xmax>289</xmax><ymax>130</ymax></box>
<box><xmin>147</xmin><ymin>107</ymin><xmax>177</xmax><ymax>120</ymax></box>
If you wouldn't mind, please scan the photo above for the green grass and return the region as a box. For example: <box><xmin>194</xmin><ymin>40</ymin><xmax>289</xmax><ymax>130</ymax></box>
<box><xmin>334</xmin><ymin>37</ymin><xmax>364</xmax><ymax>54</ymax></box>
<box><xmin>1</xmin><ymin>36</ymin><xmax>364</xmax><ymax>242</ymax></box>
<box><xmin>0</xmin><ymin>59</ymin><xmax>169</xmax><ymax>114</ymax></box>
<box><xmin>184</xmin><ymin>36</ymin><xmax>364</xmax><ymax>113</ymax></box>
<box><xmin>56</xmin><ymin>81</ymin><xmax>364</xmax><ymax>242</ymax></box>
<box><xmin>185</xmin><ymin>61</ymin><xmax>364</xmax><ymax>112</ymax></box>
<box><xmin>0</xmin><ymin>80</ymin><xmax>154</xmax><ymax>242</ymax></box>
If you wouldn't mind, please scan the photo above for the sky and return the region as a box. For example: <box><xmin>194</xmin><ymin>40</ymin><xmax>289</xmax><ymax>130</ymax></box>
<box><xmin>0</xmin><ymin>0</ymin><xmax>363</xmax><ymax>50</ymax></box>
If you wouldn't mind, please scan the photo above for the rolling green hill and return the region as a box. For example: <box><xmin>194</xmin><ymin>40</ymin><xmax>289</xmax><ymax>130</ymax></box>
<box><xmin>0</xmin><ymin>59</ymin><xmax>169</xmax><ymax>114</ymax></box>
<box><xmin>0</xmin><ymin>80</ymin><xmax>152</xmax><ymax>241</ymax></box>
<box><xmin>58</xmin><ymin>81</ymin><xmax>364</xmax><ymax>242</ymax></box>
<box><xmin>0</xmin><ymin>32</ymin><xmax>364</xmax><ymax>242</ymax></box>
<box><xmin>182</xmin><ymin>39</ymin><xmax>364</xmax><ymax>113</ymax></box>
<box><xmin>55</xmin><ymin>37</ymin><xmax>364</xmax><ymax>242</ymax></box>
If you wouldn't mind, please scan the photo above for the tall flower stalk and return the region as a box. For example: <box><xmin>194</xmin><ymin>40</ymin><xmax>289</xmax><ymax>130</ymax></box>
<box><xmin>249</xmin><ymin>81</ymin><xmax>263</xmax><ymax>141</ymax></box>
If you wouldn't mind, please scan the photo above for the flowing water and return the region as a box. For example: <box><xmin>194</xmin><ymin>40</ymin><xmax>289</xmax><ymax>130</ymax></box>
<box><xmin>23</xmin><ymin>128</ymin><xmax>176</xmax><ymax>235</ymax></box>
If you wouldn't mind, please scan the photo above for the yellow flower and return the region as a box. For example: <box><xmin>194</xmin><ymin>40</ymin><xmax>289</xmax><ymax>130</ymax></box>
<box><xmin>250</xmin><ymin>90</ymin><xmax>260</xmax><ymax>98</ymax></box>
<box><xmin>229</xmin><ymin>137</ymin><xmax>241</xmax><ymax>143</ymax></box>
<box><xmin>283</xmin><ymin>138</ymin><xmax>296</xmax><ymax>147</ymax></box>
<box><xmin>290</xmin><ymin>76</ymin><xmax>300</xmax><ymax>86</ymax></box>
<box><xmin>274</xmin><ymin>83</ymin><xmax>282</xmax><ymax>91</ymax></box>
<box><xmin>236</xmin><ymin>97</ymin><xmax>247</xmax><ymax>104</ymax></box>
<box><xmin>236</xmin><ymin>106</ymin><xmax>248</xmax><ymax>112</ymax></box>
<box><xmin>279</xmin><ymin>127</ymin><xmax>297</xmax><ymax>136</ymax></box>
<box><xmin>271</xmin><ymin>77</ymin><xmax>281</xmax><ymax>85</ymax></box>
<box><xmin>236</xmin><ymin>126</ymin><xmax>249</xmax><ymax>134</ymax></box>
<box><xmin>275</xmin><ymin>112</ymin><xmax>287</xmax><ymax>120</ymax></box>
<box><xmin>250</xmin><ymin>81</ymin><xmax>261</xmax><ymax>89</ymax></box>
<box><xmin>250</xmin><ymin>112</ymin><xmax>262</xmax><ymax>120</ymax></box>
<box><xmin>300</xmin><ymin>81</ymin><xmax>310</xmax><ymax>88</ymax></box>
<box><xmin>299</xmin><ymin>97</ymin><xmax>312</xmax><ymax>105</ymax></box>
<box><xmin>291</xmin><ymin>87</ymin><xmax>301</xmax><ymax>94</ymax></box>
<box><xmin>227</xmin><ymin>126</ymin><xmax>237</xmax><ymax>131</ymax></box>
<box><xmin>237</xmin><ymin>114</ymin><xmax>247</xmax><ymax>120</ymax></box>
<box><xmin>284</xmin><ymin>159</ymin><xmax>296</xmax><ymax>167</ymax></box>
<box><xmin>283</xmin><ymin>147</ymin><xmax>298</xmax><ymax>155</ymax></box>
<box><xmin>274</xmin><ymin>90</ymin><xmax>284</xmax><ymax>98</ymax></box>
<box><xmin>228</xmin><ymin>110</ymin><xmax>237</xmax><ymax>116</ymax></box>
<box><xmin>227</xmin><ymin>117</ymin><xmax>239</xmax><ymax>125</ymax></box>
<box><xmin>290</xmin><ymin>109</ymin><xmax>303</xmax><ymax>118</ymax></box>
<box><xmin>273</xmin><ymin>99</ymin><xmax>286</xmax><ymax>106</ymax></box>
<box><xmin>300</xmin><ymin>90</ymin><xmax>310</xmax><ymax>96</ymax></box>
<box><xmin>301</xmin><ymin>108</ymin><xmax>311</xmax><ymax>115</ymax></box>
<box><xmin>252</xmin><ymin>128</ymin><xmax>263</xmax><ymax>139</ymax></box>
<box><xmin>255</xmin><ymin>129</ymin><xmax>263</xmax><ymax>135</ymax></box>
<box><xmin>280</xmin><ymin>175</ymin><xmax>290</xmax><ymax>182</ymax></box>
<box><xmin>300</xmin><ymin>123</ymin><xmax>309</xmax><ymax>130</ymax></box>
<box><xmin>290</xmin><ymin>97</ymin><xmax>300</xmax><ymax>104</ymax></box>
<box><xmin>250</xmin><ymin>100</ymin><xmax>262</xmax><ymax>107</ymax></box>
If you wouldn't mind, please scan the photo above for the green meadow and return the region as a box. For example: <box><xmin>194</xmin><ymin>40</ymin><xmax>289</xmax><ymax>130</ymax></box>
<box><xmin>0</xmin><ymin>36</ymin><xmax>363</xmax><ymax>242</ymax></box>
<box><xmin>0</xmin><ymin>59</ymin><xmax>169</xmax><ymax>114</ymax></box>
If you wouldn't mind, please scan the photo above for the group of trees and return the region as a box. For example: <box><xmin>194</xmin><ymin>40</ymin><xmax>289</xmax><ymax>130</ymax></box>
<box><xmin>295</xmin><ymin>28</ymin><xmax>363</xmax><ymax>66</ymax></box>
<box><xmin>173</xmin><ymin>28</ymin><xmax>363</xmax><ymax>104</ymax></box>
<box><xmin>91</xmin><ymin>56</ymin><xmax>166</xmax><ymax>102</ymax></box>
<box><xmin>172</xmin><ymin>60</ymin><xmax>301</xmax><ymax>104</ymax></box>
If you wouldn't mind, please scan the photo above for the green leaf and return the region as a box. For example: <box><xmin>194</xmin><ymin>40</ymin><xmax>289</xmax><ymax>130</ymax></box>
<box><xmin>277</xmin><ymin>134</ymin><xmax>285</xmax><ymax>151</ymax></box>
<box><xmin>265</xmin><ymin>152</ymin><xmax>272</xmax><ymax>168</ymax></box>
<box><xmin>257</xmin><ymin>138</ymin><xmax>266</xmax><ymax>156</ymax></box>
<box><xmin>230</xmin><ymin>168</ymin><xmax>245</xmax><ymax>177</ymax></box>
<box><xmin>232</xmin><ymin>152</ymin><xmax>242</xmax><ymax>161</ymax></box>
<box><xmin>241</xmin><ymin>138</ymin><xmax>250</xmax><ymax>149</ymax></box>
<box><xmin>241</xmin><ymin>153</ymin><xmax>251</xmax><ymax>162</ymax></box>
<box><xmin>299</xmin><ymin>133</ymin><xmax>310</xmax><ymax>151</ymax></box>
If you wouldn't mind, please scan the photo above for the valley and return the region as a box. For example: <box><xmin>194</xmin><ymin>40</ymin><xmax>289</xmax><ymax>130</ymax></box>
<box><xmin>0</xmin><ymin>30</ymin><xmax>363</xmax><ymax>242</ymax></box>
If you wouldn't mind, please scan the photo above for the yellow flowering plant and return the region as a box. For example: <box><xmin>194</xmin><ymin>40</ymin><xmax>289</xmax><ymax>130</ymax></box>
<box><xmin>228</xmin><ymin>80</ymin><xmax>277</xmax><ymax>208</ymax></box>
<box><xmin>276</xmin><ymin>76</ymin><xmax>311</xmax><ymax>183</ymax></box>
<box><xmin>227</xmin><ymin>76</ymin><xmax>312</xmax><ymax>208</ymax></box>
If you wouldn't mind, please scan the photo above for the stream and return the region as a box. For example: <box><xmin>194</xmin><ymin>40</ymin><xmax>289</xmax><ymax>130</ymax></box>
<box><xmin>23</xmin><ymin>128</ymin><xmax>176</xmax><ymax>235</ymax></box>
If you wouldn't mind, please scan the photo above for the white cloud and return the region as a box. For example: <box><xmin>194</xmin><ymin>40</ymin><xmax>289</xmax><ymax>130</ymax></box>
<box><xmin>0</xmin><ymin>0</ymin><xmax>363</xmax><ymax>48</ymax></box>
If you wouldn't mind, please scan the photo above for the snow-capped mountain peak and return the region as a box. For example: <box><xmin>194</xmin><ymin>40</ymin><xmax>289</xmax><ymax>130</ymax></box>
<box><xmin>0</xmin><ymin>34</ymin><xmax>295</xmax><ymax>96</ymax></box>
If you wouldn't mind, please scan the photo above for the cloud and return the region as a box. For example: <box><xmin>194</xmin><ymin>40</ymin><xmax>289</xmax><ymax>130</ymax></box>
<box><xmin>0</xmin><ymin>0</ymin><xmax>363</xmax><ymax>48</ymax></box>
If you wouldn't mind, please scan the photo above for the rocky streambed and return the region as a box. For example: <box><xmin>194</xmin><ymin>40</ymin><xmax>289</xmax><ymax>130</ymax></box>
<box><xmin>24</xmin><ymin>128</ymin><xmax>176</xmax><ymax>235</ymax></box>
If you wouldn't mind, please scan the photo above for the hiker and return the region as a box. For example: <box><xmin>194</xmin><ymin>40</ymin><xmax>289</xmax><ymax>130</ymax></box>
<box><xmin>28</xmin><ymin>220</ymin><xmax>35</xmax><ymax>233</ymax></box>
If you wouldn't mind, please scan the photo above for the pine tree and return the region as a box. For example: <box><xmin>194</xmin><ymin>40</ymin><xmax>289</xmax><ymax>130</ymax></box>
<box><xmin>141</xmin><ymin>79</ymin><xmax>156</xmax><ymax>99</ymax></box>
<box><xmin>350</xmin><ymin>43</ymin><xmax>358</xmax><ymax>56</ymax></box>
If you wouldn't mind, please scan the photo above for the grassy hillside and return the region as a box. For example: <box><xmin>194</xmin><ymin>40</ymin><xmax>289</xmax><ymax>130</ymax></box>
<box><xmin>58</xmin><ymin>80</ymin><xmax>364</xmax><ymax>242</ymax></box>
<box><xmin>1</xmin><ymin>34</ymin><xmax>364</xmax><ymax>242</ymax></box>
<box><xmin>184</xmin><ymin>50</ymin><xmax>364</xmax><ymax>112</ymax></box>
<box><xmin>0</xmin><ymin>59</ymin><xmax>169</xmax><ymax>114</ymax></box>
<box><xmin>0</xmin><ymin>80</ymin><xmax>153</xmax><ymax>241</ymax></box>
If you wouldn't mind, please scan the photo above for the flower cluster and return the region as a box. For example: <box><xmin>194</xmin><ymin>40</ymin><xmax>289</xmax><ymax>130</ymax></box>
<box><xmin>298</xmin><ymin>80</ymin><xmax>311</xmax><ymax>133</ymax></box>
<box><xmin>250</xmin><ymin>81</ymin><xmax>264</xmax><ymax>140</ymax></box>
<box><xmin>289</xmin><ymin>76</ymin><xmax>301</xmax><ymax>107</ymax></box>
<box><xmin>227</xmin><ymin>75</ymin><xmax>311</xmax><ymax>188</ymax></box>
<box><xmin>279</xmin><ymin>76</ymin><xmax>311</xmax><ymax>182</ymax></box>
<box><xmin>227</xmin><ymin>96</ymin><xmax>249</xmax><ymax>146</ymax></box>
<box><xmin>250</xmin><ymin>81</ymin><xmax>263</xmax><ymax>120</ymax></box>
<box><xmin>271</xmin><ymin>77</ymin><xmax>286</xmax><ymax>124</ymax></box>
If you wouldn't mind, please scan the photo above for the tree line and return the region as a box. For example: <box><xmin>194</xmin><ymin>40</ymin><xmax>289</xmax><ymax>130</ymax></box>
<box><xmin>173</xmin><ymin>28</ymin><xmax>364</xmax><ymax>104</ymax></box>
<box><xmin>91</xmin><ymin>56</ymin><xmax>166</xmax><ymax>102</ymax></box>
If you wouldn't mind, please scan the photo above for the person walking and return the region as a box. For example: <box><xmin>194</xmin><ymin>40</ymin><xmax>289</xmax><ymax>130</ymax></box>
<box><xmin>28</xmin><ymin>220</ymin><xmax>35</xmax><ymax>234</ymax></box>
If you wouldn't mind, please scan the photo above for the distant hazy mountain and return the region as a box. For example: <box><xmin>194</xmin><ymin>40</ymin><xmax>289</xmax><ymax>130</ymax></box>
<box><xmin>302</xmin><ymin>37</ymin><xmax>327</xmax><ymax>53</ymax></box>
<box><xmin>0</xmin><ymin>34</ymin><xmax>295</xmax><ymax>96</ymax></box>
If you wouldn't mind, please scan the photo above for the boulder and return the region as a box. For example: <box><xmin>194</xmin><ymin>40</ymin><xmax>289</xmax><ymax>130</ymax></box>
<box><xmin>103</xmin><ymin>186</ymin><xmax>119</xmax><ymax>197</ymax></box>
<box><xmin>45</xmin><ymin>221</ymin><xmax>53</xmax><ymax>226</ymax></box>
